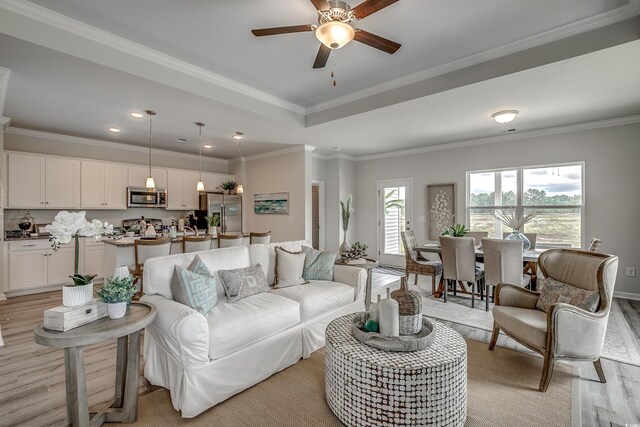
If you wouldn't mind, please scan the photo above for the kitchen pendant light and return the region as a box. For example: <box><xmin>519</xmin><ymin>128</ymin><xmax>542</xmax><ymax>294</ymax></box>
<box><xmin>234</xmin><ymin>132</ymin><xmax>244</xmax><ymax>195</ymax></box>
<box><xmin>196</xmin><ymin>122</ymin><xmax>205</xmax><ymax>192</ymax></box>
<box><xmin>145</xmin><ymin>110</ymin><xmax>156</xmax><ymax>189</ymax></box>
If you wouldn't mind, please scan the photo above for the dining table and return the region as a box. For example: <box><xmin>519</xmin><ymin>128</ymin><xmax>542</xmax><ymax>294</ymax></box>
<box><xmin>412</xmin><ymin>243</ymin><xmax>545</xmax><ymax>298</ymax></box>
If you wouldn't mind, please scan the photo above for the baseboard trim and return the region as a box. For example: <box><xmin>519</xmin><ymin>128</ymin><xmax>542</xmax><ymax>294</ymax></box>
<box><xmin>613</xmin><ymin>291</ymin><xmax>640</xmax><ymax>301</ymax></box>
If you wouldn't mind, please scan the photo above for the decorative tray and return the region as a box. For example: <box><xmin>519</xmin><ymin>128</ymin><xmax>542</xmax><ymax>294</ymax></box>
<box><xmin>351</xmin><ymin>312</ymin><xmax>435</xmax><ymax>352</ymax></box>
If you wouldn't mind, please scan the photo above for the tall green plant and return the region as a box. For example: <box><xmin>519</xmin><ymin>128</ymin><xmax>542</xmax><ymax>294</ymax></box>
<box><xmin>384</xmin><ymin>188</ymin><xmax>405</xmax><ymax>214</ymax></box>
<box><xmin>340</xmin><ymin>195</ymin><xmax>354</xmax><ymax>233</ymax></box>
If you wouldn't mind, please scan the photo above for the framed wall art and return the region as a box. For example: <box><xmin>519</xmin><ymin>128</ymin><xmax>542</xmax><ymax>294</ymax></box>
<box><xmin>254</xmin><ymin>192</ymin><xmax>289</xmax><ymax>214</ymax></box>
<box><xmin>427</xmin><ymin>183</ymin><xmax>456</xmax><ymax>240</ymax></box>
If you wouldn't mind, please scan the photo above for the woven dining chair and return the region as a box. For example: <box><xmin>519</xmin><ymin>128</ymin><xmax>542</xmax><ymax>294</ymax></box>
<box><xmin>400</xmin><ymin>231</ymin><xmax>442</xmax><ymax>295</ymax></box>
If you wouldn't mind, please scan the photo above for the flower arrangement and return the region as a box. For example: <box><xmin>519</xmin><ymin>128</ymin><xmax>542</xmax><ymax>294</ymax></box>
<box><xmin>442</xmin><ymin>223</ymin><xmax>468</xmax><ymax>237</ymax></box>
<box><xmin>494</xmin><ymin>209</ymin><xmax>537</xmax><ymax>231</ymax></box>
<box><xmin>221</xmin><ymin>181</ymin><xmax>237</xmax><ymax>191</ymax></box>
<box><xmin>342</xmin><ymin>241</ymin><xmax>368</xmax><ymax>262</ymax></box>
<box><xmin>340</xmin><ymin>194</ymin><xmax>354</xmax><ymax>233</ymax></box>
<box><xmin>45</xmin><ymin>211</ymin><xmax>114</xmax><ymax>285</ymax></box>
<box><xmin>97</xmin><ymin>276</ymin><xmax>137</xmax><ymax>304</ymax></box>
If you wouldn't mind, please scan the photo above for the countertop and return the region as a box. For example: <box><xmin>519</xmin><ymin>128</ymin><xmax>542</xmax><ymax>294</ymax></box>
<box><xmin>102</xmin><ymin>233</ymin><xmax>249</xmax><ymax>247</ymax></box>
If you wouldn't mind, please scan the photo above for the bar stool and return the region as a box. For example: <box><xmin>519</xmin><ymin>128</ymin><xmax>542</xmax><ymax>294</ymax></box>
<box><xmin>249</xmin><ymin>231</ymin><xmax>271</xmax><ymax>244</ymax></box>
<box><xmin>130</xmin><ymin>237</ymin><xmax>171</xmax><ymax>300</ymax></box>
<box><xmin>218</xmin><ymin>234</ymin><xmax>243</xmax><ymax>248</ymax></box>
<box><xmin>182</xmin><ymin>235</ymin><xmax>213</xmax><ymax>253</ymax></box>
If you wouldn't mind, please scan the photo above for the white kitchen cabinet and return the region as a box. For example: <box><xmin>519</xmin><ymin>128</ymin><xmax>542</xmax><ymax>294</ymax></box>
<box><xmin>81</xmin><ymin>160</ymin><xmax>127</xmax><ymax>209</ymax></box>
<box><xmin>201</xmin><ymin>172</ymin><xmax>235</xmax><ymax>193</ymax></box>
<box><xmin>167</xmin><ymin>170</ymin><xmax>200</xmax><ymax>210</ymax></box>
<box><xmin>83</xmin><ymin>240</ymin><xmax>105</xmax><ymax>279</ymax></box>
<box><xmin>7</xmin><ymin>153</ymin><xmax>80</xmax><ymax>209</ymax></box>
<box><xmin>8</xmin><ymin>240</ymin><xmax>75</xmax><ymax>291</ymax></box>
<box><xmin>128</xmin><ymin>165</ymin><xmax>168</xmax><ymax>189</ymax></box>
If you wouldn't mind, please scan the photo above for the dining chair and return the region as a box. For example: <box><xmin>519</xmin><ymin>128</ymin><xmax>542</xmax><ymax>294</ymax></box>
<box><xmin>438</xmin><ymin>236</ymin><xmax>485</xmax><ymax>307</ymax></box>
<box><xmin>130</xmin><ymin>237</ymin><xmax>172</xmax><ymax>299</ymax></box>
<box><xmin>250</xmin><ymin>231</ymin><xmax>271</xmax><ymax>244</ymax></box>
<box><xmin>481</xmin><ymin>238</ymin><xmax>531</xmax><ymax>311</ymax></box>
<box><xmin>218</xmin><ymin>233</ymin><xmax>244</xmax><ymax>248</ymax></box>
<box><xmin>182</xmin><ymin>235</ymin><xmax>213</xmax><ymax>253</ymax></box>
<box><xmin>502</xmin><ymin>232</ymin><xmax>537</xmax><ymax>250</ymax></box>
<box><xmin>490</xmin><ymin>249</ymin><xmax>619</xmax><ymax>392</ymax></box>
<box><xmin>588</xmin><ymin>237</ymin><xmax>602</xmax><ymax>252</ymax></box>
<box><xmin>400</xmin><ymin>231</ymin><xmax>443</xmax><ymax>295</ymax></box>
<box><xmin>503</xmin><ymin>232</ymin><xmax>538</xmax><ymax>286</ymax></box>
<box><xmin>466</xmin><ymin>231</ymin><xmax>488</xmax><ymax>246</ymax></box>
<box><xmin>404</xmin><ymin>229</ymin><xmax>428</xmax><ymax>260</ymax></box>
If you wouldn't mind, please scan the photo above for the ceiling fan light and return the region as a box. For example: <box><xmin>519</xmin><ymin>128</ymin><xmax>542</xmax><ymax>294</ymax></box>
<box><xmin>315</xmin><ymin>21</ymin><xmax>355</xmax><ymax>49</ymax></box>
<box><xmin>492</xmin><ymin>110</ymin><xmax>519</xmax><ymax>124</ymax></box>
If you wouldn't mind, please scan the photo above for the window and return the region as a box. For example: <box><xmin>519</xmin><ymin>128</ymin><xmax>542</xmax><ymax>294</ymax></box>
<box><xmin>467</xmin><ymin>163</ymin><xmax>583</xmax><ymax>248</ymax></box>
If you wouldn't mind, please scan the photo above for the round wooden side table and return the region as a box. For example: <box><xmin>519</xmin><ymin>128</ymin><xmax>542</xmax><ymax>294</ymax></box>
<box><xmin>325</xmin><ymin>313</ymin><xmax>467</xmax><ymax>427</ymax></box>
<box><xmin>34</xmin><ymin>302</ymin><xmax>156</xmax><ymax>427</ymax></box>
<box><xmin>334</xmin><ymin>258</ymin><xmax>379</xmax><ymax>310</ymax></box>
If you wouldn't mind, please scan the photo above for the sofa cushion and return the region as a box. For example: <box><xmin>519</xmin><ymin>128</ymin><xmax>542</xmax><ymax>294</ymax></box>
<box><xmin>171</xmin><ymin>257</ymin><xmax>217</xmax><ymax>315</ymax></box>
<box><xmin>272</xmin><ymin>281</ymin><xmax>355</xmax><ymax>321</ymax></box>
<box><xmin>536</xmin><ymin>277</ymin><xmax>600</xmax><ymax>313</ymax></box>
<box><xmin>206</xmin><ymin>292</ymin><xmax>300</xmax><ymax>360</ymax></box>
<box><xmin>493</xmin><ymin>305</ymin><xmax>547</xmax><ymax>349</ymax></box>
<box><xmin>218</xmin><ymin>264</ymin><xmax>270</xmax><ymax>303</ymax></box>
<box><xmin>302</xmin><ymin>246</ymin><xmax>337</xmax><ymax>281</ymax></box>
<box><xmin>274</xmin><ymin>247</ymin><xmax>308</xmax><ymax>288</ymax></box>
<box><xmin>144</xmin><ymin>246</ymin><xmax>251</xmax><ymax>300</ymax></box>
<box><xmin>249</xmin><ymin>241</ymin><xmax>311</xmax><ymax>286</ymax></box>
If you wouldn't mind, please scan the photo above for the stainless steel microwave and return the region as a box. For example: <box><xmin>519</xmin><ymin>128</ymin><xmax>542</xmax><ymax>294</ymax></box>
<box><xmin>127</xmin><ymin>187</ymin><xmax>167</xmax><ymax>208</ymax></box>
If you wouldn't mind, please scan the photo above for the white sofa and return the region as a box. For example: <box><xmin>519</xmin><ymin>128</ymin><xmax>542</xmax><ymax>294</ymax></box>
<box><xmin>140</xmin><ymin>240</ymin><xmax>366</xmax><ymax>418</ymax></box>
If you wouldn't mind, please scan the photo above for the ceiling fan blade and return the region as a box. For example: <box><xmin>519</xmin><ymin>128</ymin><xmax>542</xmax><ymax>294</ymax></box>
<box><xmin>310</xmin><ymin>0</ymin><xmax>331</xmax><ymax>11</ymax></box>
<box><xmin>313</xmin><ymin>44</ymin><xmax>331</xmax><ymax>68</ymax></box>
<box><xmin>251</xmin><ymin>25</ymin><xmax>314</xmax><ymax>37</ymax></box>
<box><xmin>354</xmin><ymin>30</ymin><xmax>401</xmax><ymax>54</ymax></box>
<box><xmin>352</xmin><ymin>0</ymin><xmax>399</xmax><ymax>20</ymax></box>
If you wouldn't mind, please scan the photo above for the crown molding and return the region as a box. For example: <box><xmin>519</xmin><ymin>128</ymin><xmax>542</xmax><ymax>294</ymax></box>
<box><xmin>243</xmin><ymin>144</ymin><xmax>309</xmax><ymax>162</ymax></box>
<box><xmin>305</xmin><ymin>1</ymin><xmax>640</xmax><ymax>115</ymax></box>
<box><xmin>304</xmin><ymin>145</ymin><xmax>316</xmax><ymax>152</ymax></box>
<box><xmin>0</xmin><ymin>0</ymin><xmax>305</xmax><ymax>117</ymax></box>
<box><xmin>313</xmin><ymin>152</ymin><xmax>357</xmax><ymax>161</ymax></box>
<box><xmin>0</xmin><ymin>116</ymin><xmax>11</xmax><ymax>130</ymax></box>
<box><xmin>356</xmin><ymin>114</ymin><xmax>640</xmax><ymax>161</ymax></box>
<box><xmin>5</xmin><ymin>127</ymin><xmax>229</xmax><ymax>165</ymax></box>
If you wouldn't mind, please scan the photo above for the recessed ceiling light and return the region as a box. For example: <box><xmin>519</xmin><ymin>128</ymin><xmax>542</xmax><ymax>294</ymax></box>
<box><xmin>203</xmin><ymin>144</ymin><xmax>212</xmax><ymax>149</ymax></box>
<box><xmin>129</xmin><ymin>112</ymin><xmax>144</xmax><ymax>118</ymax></box>
<box><xmin>492</xmin><ymin>110</ymin><xmax>519</xmax><ymax>124</ymax></box>
<box><xmin>108</xmin><ymin>127</ymin><xmax>121</xmax><ymax>133</ymax></box>
<box><xmin>233</xmin><ymin>132</ymin><xmax>244</xmax><ymax>140</ymax></box>
<box><xmin>177</xmin><ymin>138</ymin><xmax>188</xmax><ymax>142</ymax></box>
<box><xmin>333</xmin><ymin>146</ymin><xmax>341</xmax><ymax>151</ymax></box>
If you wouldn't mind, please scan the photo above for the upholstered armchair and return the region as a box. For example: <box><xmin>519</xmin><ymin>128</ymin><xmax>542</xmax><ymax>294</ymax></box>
<box><xmin>489</xmin><ymin>249</ymin><xmax>619</xmax><ymax>392</ymax></box>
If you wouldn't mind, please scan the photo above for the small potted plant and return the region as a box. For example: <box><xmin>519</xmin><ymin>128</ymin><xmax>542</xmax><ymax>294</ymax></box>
<box><xmin>97</xmin><ymin>276</ymin><xmax>137</xmax><ymax>319</ymax></box>
<box><xmin>221</xmin><ymin>181</ymin><xmax>237</xmax><ymax>195</ymax></box>
<box><xmin>205</xmin><ymin>214</ymin><xmax>220</xmax><ymax>237</ymax></box>
<box><xmin>342</xmin><ymin>241</ymin><xmax>368</xmax><ymax>264</ymax></box>
<box><xmin>441</xmin><ymin>223</ymin><xmax>469</xmax><ymax>237</ymax></box>
<box><xmin>125</xmin><ymin>224</ymin><xmax>139</xmax><ymax>237</ymax></box>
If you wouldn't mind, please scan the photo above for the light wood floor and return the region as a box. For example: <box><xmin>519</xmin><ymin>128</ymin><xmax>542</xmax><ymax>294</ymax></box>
<box><xmin>1</xmin><ymin>278</ymin><xmax>638</xmax><ymax>426</ymax></box>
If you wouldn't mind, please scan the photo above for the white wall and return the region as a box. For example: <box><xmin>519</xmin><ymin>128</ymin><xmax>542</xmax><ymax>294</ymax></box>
<box><xmin>355</xmin><ymin>122</ymin><xmax>640</xmax><ymax>297</ymax></box>
<box><xmin>4</xmin><ymin>130</ymin><xmax>229</xmax><ymax>173</ymax></box>
<box><xmin>244</xmin><ymin>148</ymin><xmax>308</xmax><ymax>242</ymax></box>
<box><xmin>0</xmin><ymin>122</ymin><xmax>5</xmax><ymax>299</ymax></box>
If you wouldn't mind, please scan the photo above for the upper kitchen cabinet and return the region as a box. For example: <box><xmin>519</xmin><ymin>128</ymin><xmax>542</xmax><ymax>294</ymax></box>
<box><xmin>81</xmin><ymin>160</ymin><xmax>127</xmax><ymax>209</ymax></box>
<box><xmin>128</xmin><ymin>165</ymin><xmax>168</xmax><ymax>189</ymax></box>
<box><xmin>201</xmin><ymin>172</ymin><xmax>235</xmax><ymax>193</ymax></box>
<box><xmin>7</xmin><ymin>153</ymin><xmax>80</xmax><ymax>209</ymax></box>
<box><xmin>167</xmin><ymin>169</ymin><xmax>200</xmax><ymax>210</ymax></box>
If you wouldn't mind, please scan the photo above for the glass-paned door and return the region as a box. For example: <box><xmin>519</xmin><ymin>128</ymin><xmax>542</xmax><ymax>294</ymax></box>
<box><xmin>377</xmin><ymin>179</ymin><xmax>412</xmax><ymax>266</ymax></box>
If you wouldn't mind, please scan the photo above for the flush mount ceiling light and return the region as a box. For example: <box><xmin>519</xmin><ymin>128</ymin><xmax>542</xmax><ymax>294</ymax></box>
<box><xmin>492</xmin><ymin>110</ymin><xmax>519</xmax><ymax>124</ymax></box>
<box><xmin>129</xmin><ymin>112</ymin><xmax>144</xmax><ymax>118</ymax></box>
<box><xmin>145</xmin><ymin>110</ymin><xmax>156</xmax><ymax>189</ymax></box>
<box><xmin>203</xmin><ymin>144</ymin><xmax>212</xmax><ymax>149</ymax></box>
<box><xmin>108</xmin><ymin>127</ymin><xmax>121</xmax><ymax>133</ymax></box>
<box><xmin>232</xmin><ymin>132</ymin><xmax>244</xmax><ymax>140</ymax></box>
<box><xmin>196</xmin><ymin>122</ymin><xmax>206</xmax><ymax>192</ymax></box>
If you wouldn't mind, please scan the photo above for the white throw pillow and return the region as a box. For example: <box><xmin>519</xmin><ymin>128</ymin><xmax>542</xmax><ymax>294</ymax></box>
<box><xmin>273</xmin><ymin>246</ymin><xmax>309</xmax><ymax>288</ymax></box>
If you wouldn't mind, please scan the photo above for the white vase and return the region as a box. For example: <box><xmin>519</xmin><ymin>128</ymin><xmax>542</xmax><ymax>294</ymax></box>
<box><xmin>340</xmin><ymin>236</ymin><xmax>350</xmax><ymax>255</ymax></box>
<box><xmin>208</xmin><ymin>226</ymin><xmax>217</xmax><ymax>237</ymax></box>
<box><xmin>369</xmin><ymin>294</ymin><xmax>381</xmax><ymax>323</ymax></box>
<box><xmin>62</xmin><ymin>282</ymin><xmax>94</xmax><ymax>307</ymax></box>
<box><xmin>107</xmin><ymin>302</ymin><xmax>127</xmax><ymax>319</ymax></box>
<box><xmin>379</xmin><ymin>288</ymin><xmax>399</xmax><ymax>337</ymax></box>
<box><xmin>113</xmin><ymin>265</ymin><xmax>130</xmax><ymax>279</ymax></box>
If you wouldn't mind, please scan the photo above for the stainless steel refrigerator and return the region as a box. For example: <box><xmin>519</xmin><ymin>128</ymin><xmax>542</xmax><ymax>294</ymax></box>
<box><xmin>198</xmin><ymin>193</ymin><xmax>242</xmax><ymax>234</ymax></box>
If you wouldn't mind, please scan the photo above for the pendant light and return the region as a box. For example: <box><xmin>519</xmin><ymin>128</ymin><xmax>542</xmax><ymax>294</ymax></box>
<box><xmin>234</xmin><ymin>132</ymin><xmax>244</xmax><ymax>195</ymax></box>
<box><xmin>145</xmin><ymin>110</ymin><xmax>156</xmax><ymax>189</ymax></box>
<box><xmin>196</xmin><ymin>122</ymin><xmax>205</xmax><ymax>192</ymax></box>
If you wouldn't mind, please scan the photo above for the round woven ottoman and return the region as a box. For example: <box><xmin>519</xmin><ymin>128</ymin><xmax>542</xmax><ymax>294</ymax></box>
<box><xmin>325</xmin><ymin>314</ymin><xmax>467</xmax><ymax>427</ymax></box>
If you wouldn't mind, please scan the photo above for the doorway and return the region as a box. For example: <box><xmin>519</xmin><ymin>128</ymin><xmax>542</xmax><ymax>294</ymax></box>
<box><xmin>311</xmin><ymin>181</ymin><xmax>325</xmax><ymax>250</ymax></box>
<box><xmin>377</xmin><ymin>179</ymin><xmax>412</xmax><ymax>266</ymax></box>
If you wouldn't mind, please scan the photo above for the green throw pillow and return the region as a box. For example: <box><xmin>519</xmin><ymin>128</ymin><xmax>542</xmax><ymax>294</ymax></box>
<box><xmin>302</xmin><ymin>246</ymin><xmax>337</xmax><ymax>281</ymax></box>
<box><xmin>171</xmin><ymin>256</ymin><xmax>217</xmax><ymax>315</ymax></box>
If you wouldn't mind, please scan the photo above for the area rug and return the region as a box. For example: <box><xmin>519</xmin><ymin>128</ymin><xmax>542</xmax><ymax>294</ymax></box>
<box><xmin>114</xmin><ymin>339</ymin><xmax>573</xmax><ymax>427</ymax></box>
<box><xmin>374</xmin><ymin>279</ymin><xmax>640</xmax><ymax>367</ymax></box>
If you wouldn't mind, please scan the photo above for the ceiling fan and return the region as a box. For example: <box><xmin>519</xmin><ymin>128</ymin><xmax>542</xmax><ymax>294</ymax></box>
<box><xmin>251</xmin><ymin>0</ymin><xmax>401</xmax><ymax>69</ymax></box>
